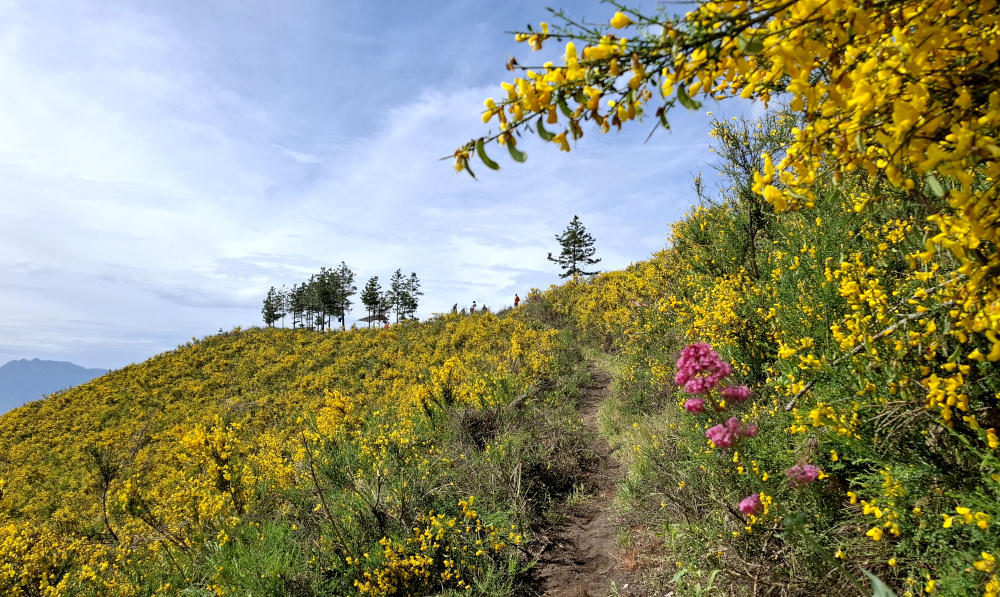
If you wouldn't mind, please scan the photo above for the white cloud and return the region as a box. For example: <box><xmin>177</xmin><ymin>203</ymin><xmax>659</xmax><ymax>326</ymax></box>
<box><xmin>271</xmin><ymin>144</ymin><xmax>327</xmax><ymax>165</ymax></box>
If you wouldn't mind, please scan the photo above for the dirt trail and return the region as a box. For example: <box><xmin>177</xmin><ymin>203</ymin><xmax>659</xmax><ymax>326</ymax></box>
<box><xmin>526</xmin><ymin>364</ymin><xmax>653</xmax><ymax>597</ymax></box>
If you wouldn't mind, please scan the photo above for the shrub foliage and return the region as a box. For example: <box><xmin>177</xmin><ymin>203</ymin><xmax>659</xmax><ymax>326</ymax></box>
<box><xmin>465</xmin><ymin>1</ymin><xmax>1000</xmax><ymax>593</ymax></box>
<box><xmin>0</xmin><ymin>315</ymin><xmax>594</xmax><ymax>596</ymax></box>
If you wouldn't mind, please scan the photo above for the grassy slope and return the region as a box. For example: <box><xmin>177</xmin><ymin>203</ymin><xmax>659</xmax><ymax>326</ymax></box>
<box><xmin>0</xmin><ymin>314</ymin><xmax>597</xmax><ymax>596</ymax></box>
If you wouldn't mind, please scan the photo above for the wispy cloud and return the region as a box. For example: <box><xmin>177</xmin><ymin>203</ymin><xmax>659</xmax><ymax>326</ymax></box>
<box><xmin>271</xmin><ymin>144</ymin><xmax>327</xmax><ymax>165</ymax></box>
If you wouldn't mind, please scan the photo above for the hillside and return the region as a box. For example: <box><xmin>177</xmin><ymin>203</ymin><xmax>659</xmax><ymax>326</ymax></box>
<box><xmin>4</xmin><ymin>129</ymin><xmax>1000</xmax><ymax>597</ymax></box>
<box><xmin>0</xmin><ymin>314</ymin><xmax>596</xmax><ymax>596</ymax></box>
<box><xmin>0</xmin><ymin>358</ymin><xmax>108</xmax><ymax>414</ymax></box>
<box><xmin>3</xmin><ymin>164</ymin><xmax>1000</xmax><ymax>596</ymax></box>
<box><xmin>513</xmin><ymin>116</ymin><xmax>1000</xmax><ymax>594</ymax></box>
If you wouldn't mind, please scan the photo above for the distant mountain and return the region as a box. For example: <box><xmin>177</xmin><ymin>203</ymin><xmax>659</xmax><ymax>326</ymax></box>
<box><xmin>0</xmin><ymin>358</ymin><xmax>107</xmax><ymax>413</ymax></box>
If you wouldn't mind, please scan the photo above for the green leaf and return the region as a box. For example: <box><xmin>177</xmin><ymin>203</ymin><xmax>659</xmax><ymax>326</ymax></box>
<box><xmin>862</xmin><ymin>570</ymin><xmax>900</xmax><ymax>597</ymax></box>
<box><xmin>558</xmin><ymin>96</ymin><xmax>574</xmax><ymax>118</ymax></box>
<box><xmin>463</xmin><ymin>160</ymin><xmax>476</xmax><ymax>179</ymax></box>
<box><xmin>659</xmin><ymin>111</ymin><xmax>671</xmax><ymax>130</ymax></box>
<box><xmin>783</xmin><ymin>512</ymin><xmax>807</xmax><ymax>528</ymax></box>
<box><xmin>855</xmin><ymin>131</ymin><xmax>866</xmax><ymax>153</ymax></box>
<box><xmin>475</xmin><ymin>138</ymin><xmax>500</xmax><ymax>170</ymax></box>
<box><xmin>706</xmin><ymin>569</ymin><xmax>720</xmax><ymax>589</ymax></box>
<box><xmin>507</xmin><ymin>141</ymin><xmax>528</xmax><ymax>163</ymax></box>
<box><xmin>926</xmin><ymin>173</ymin><xmax>945</xmax><ymax>198</ymax></box>
<box><xmin>677</xmin><ymin>84</ymin><xmax>702</xmax><ymax>110</ymax></box>
<box><xmin>536</xmin><ymin>119</ymin><xmax>556</xmax><ymax>141</ymax></box>
<box><xmin>736</xmin><ymin>34</ymin><xmax>764</xmax><ymax>54</ymax></box>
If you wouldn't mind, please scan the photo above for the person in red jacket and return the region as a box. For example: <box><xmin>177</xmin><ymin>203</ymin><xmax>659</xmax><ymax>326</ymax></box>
<box><xmin>514</xmin><ymin>294</ymin><xmax>520</xmax><ymax>307</ymax></box>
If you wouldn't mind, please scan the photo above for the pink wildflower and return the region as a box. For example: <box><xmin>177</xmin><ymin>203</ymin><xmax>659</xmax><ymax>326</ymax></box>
<box><xmin>684</xmin><ymin>398</ymin><xmax>705</xmax><ymax>413</ymax></box>
<box><xmin>675</xmin><ymin>343</ymin><xmax>733</xmax><ymax>395</ymax></box>
<box><xmin>738</xmin><ymin>493</ymin><xmax>763</xmax><ymax>516</ymax></box>
<box><xmin>786</xmin><ymin>464</ymin><xmax>821</xmax><ymax>488</ymax></box>
<box><xmin>721</xmin><ymin>385</ymin><xmax>753</xmax><ymax>403</ymax></box>
<box><xmin>706</xmin><ymin>423</ymin><xmax>734</xmax><ymax>449</ymax></box>
<box><xmin>706</xmin><ymin>417</ymin><xmax>757</xmax><ymax>449</ymax></box>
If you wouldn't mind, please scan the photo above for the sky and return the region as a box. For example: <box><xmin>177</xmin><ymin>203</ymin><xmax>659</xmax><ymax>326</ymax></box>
<box><xmin>0</xmin><ymin>0</ymin><xmax>756</xmax><ymax>370</ymax></box>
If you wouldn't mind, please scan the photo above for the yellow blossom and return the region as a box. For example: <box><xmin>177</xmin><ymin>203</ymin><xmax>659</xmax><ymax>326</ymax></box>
<box><xmin>610</xmin><ymin>12</ymin><xmax>633</xmax><ymax>29</ymax></box>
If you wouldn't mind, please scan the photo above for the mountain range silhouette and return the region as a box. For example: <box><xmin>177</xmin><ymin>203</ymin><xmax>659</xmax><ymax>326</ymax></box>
<box><xmin>0</xmin><ymin>358</ymin><xmax>106</xmax><ymax>414</ymax></box>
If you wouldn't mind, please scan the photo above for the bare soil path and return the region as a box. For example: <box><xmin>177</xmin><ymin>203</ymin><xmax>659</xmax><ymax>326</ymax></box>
<box><xmin>524</xmin><ymin>364</ymin><xmax>655</xmax><ymax>597</ymax></box>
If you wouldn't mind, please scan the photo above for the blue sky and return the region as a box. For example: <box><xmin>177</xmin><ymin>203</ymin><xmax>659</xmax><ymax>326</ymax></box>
<box><xmin>0</xmin><ymin>0</ymin><xmax>751</xmax><ymax>370</ymax></box>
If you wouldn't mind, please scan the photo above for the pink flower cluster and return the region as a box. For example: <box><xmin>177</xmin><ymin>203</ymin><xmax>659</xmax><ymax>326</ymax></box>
<box><xmin>786</xmin><ymin>464</ymin><xmax>821</xmax><ymax>488</ymax></box>
<box><xmin>738</xmin><ymin>493</ymin><xmax>763</xmax><ymax>516</ymax></box>
<box><xmin>684</xmin><ymin>398</ymin><xmax>705</xmax><ymax>413</ymax></box>
<box><xmin>705</xmin><ymin>417</ymin><xmax>758</xmax><ymax>449</ymax></box>
<box><xmin>721</xmin><ymin>384</ymin><xmax>753</xmax><ymax>403</ymax></box>
<box><xmin>675</xmin><ymin>343</ymin><xmax>733</xmax><ymax>395</ymax></box>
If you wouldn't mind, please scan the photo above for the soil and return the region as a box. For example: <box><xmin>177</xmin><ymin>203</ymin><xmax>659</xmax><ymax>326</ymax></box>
<box><xmin>523</xmin><ymin>364</ymin><xmax>658</xmax><ymax>597</ymax></box>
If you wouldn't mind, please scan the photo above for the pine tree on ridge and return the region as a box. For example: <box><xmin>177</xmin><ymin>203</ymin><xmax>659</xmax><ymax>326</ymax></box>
<box><xmin>547</xmin><ymin>215</ymin><xmax>601</xmax><ymax>278</ymax></box>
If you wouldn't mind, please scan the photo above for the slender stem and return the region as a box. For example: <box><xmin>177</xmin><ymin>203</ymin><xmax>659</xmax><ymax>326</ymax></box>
<box><xmin>301</xmin><ymin>432</ymin><xmax>356</xmax><ymax>562</ymax></box>
<box><xmin>776</xmin><ymin>502</ymin><xmax>868</xmax><ymax>595</ymax></box>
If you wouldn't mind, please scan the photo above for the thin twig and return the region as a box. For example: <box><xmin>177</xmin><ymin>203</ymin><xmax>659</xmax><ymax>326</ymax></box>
<box><xmin>301</xmin><ymin>432</ymin><xmax>356</xmax><ymax>561</ymax></box>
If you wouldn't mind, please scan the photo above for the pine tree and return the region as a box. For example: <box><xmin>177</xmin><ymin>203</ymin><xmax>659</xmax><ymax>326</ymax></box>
<box><xmin>261</xmin><ymin>286</ymin><xmax>284</xmax><ymax>327</ymax></box>
<box><xmin>360</xmin><ymin>276</ymin><xmax>384</xmax><ymax>327</ymax></box>
<box><xmin>401</xmin><ymin>272</ymin><xmax>423</xmax><ymax>320</ymax></box>
<box><xmin>315</xmin><ymin>267</ymin><xmax>336</xmax><ymax>330</ymax></box>
<box><xmin>304</xmin><ymin>274</ymin><xmax>322</xmax><ymax>329</ymax></box>
<box><xmin>547</xmin><ymin>215</ymin><xmax>601</xmax><ymax>278</ymax></box>
<box><xmin>386</xmin><ymin>270</ymin><xmax>423</xmax><ymax>323</ymax></box>
<box><xmin>387</xmin><ymin>270</ymin><xmax>406</xmax><ymax>323</ymax></box>
<box><xmin>289</xmin><ymin>284</ymin><xmax>304</xmax><ymax>328</ymax></box>
<box><xmin>322</xmin><ymin>262</ymin><xmax>356</xmax><ymax>330</ymax></box>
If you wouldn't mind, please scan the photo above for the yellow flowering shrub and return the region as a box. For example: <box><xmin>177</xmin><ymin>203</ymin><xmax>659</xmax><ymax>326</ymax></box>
<box><xmin>353</xmin><ymin>497</ymin><xmax>515</xmax><ymax>595</ymax></box>
<box><xmin>463</xmin><ymin>0</ymin><xmax>1000</xmax><ymax>382</ymax></box>
<box><xmin>0</xmin><ymin>312</ymin><xmax>563</xmax><ymax>595</ymax></box>
<box><xmin>517</xmin><ymin>85</ymin><xmax>999</xmax><ymax>596</ymax></box>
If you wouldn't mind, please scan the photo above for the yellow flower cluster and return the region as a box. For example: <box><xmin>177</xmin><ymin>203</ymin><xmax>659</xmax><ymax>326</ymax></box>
<box><xmin>942</xmin><ymin>507</ymin><xmax>991</xmax><ymax>530</ymax></box>
<box><xmin>478</xmin><ymin>0</ymin><xmax>1000</xmax><ymax>390</ymax></box>
<box><xmin>354</xmin><ymin>497</ymin><xmax>511</xmax><ymax>595</ymax></box>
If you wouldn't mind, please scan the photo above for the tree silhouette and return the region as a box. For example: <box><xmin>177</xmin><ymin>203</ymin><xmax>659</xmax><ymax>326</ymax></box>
<box><xmin>318</xmin><ymin>262</ymin><xmax>356</xmax><ymax>330</ymax></box>
<box><xmin>265</xmin><ymin>264</ymin><xmax>357</xmax><ymax>330</ymax></box>
<box><xmin>261</xmin><ymin>286</ymin><xmax>284</xmax><ymax>327</ymax></box>
<box><xmin>402</xmin><ymin>272</ymin><xmax>423</xmax><ymax>320</ymax></box>
<box><xmin>547</xmin><ymin>215</ymin><xmax>601</xmax><ymax>278</ymax></box>
<box><xmin>387</xmin><ymin>270</ymin><xmax>423</xmax><ymax>323</ymax></box>
<box><xmin>360</xmin><ymin>276</ymin><xmax>386</xmax><ymax>327</ymax></box>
